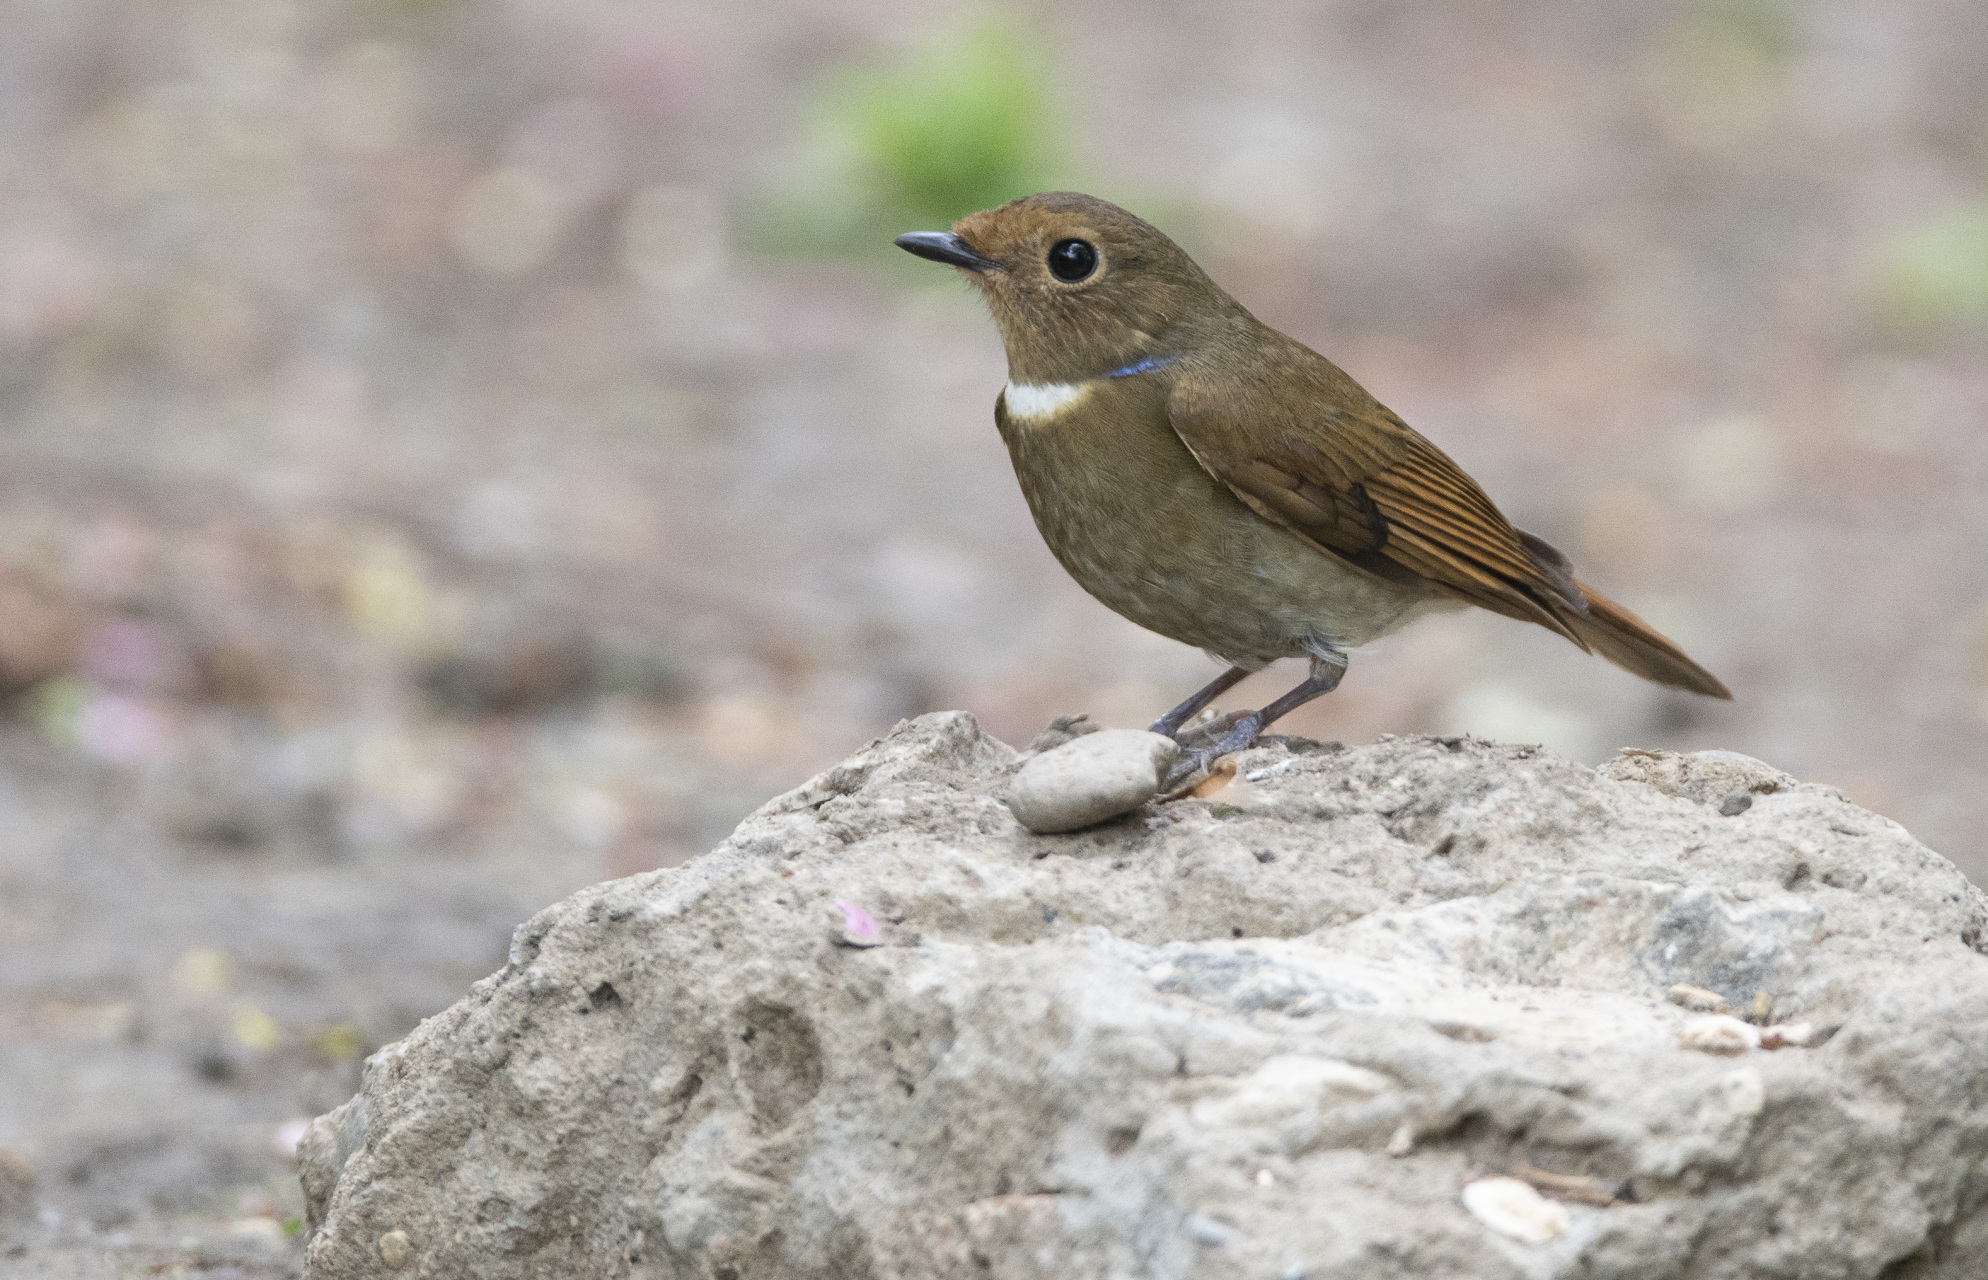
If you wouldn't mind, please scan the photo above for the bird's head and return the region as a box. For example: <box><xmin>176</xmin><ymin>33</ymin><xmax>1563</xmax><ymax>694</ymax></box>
<box><xmin>895</xmin><ymin>192</ymin><xmax>1239</xmax><ymax>384</ymax></box>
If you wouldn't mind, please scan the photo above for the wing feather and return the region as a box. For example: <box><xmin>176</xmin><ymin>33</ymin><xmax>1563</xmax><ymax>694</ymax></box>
<box><xmin>1166</xmin><ymin>359</ymin><xmax>1587</xmax><ymax>642</ymax></box>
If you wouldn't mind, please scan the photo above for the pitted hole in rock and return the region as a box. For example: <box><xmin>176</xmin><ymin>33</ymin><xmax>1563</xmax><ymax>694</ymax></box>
<box><xmin>732</xmin><ymin>1000</ymin><xmax>824</xmax><ymax>1131</ymax></box>
<box><xmin>588</xmin><ymin>981</ymin><xmax>621</xmax><ymax>1011</ymax></box>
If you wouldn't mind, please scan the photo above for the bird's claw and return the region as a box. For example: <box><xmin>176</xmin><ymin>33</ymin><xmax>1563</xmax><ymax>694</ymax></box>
<box><xmin>1162</xmin><ymin>711</ymin><xmax>1263</xmax><ymax>794</ymax></box>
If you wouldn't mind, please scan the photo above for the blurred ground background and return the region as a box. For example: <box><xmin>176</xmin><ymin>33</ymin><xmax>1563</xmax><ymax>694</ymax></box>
<box><xmin>0</xmin><ymin>0</ymin><xmax>1983</xmax><ymax>1273</ymax></box>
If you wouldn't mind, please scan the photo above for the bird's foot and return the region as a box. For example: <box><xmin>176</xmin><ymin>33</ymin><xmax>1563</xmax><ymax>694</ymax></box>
<box><xmin>1162</xmin><ymin>710</ymin><xmax>1264</xmax><ymax>794</ymax></box>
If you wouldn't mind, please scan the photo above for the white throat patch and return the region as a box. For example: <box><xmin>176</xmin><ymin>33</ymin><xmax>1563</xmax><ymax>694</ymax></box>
<box><xmin>1003</xmin><ymin>381</ymin><xmax>1090</xmax><ymax>423</ymax></box>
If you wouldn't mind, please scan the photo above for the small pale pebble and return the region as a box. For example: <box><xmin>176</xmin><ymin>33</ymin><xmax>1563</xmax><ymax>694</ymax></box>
<box><xmin>1386</xmin><ymin>1123</ymin><xmax>1416</xmax><ymax>1156</ymax></box>
<box><xmin>1462</xmin><ymin>1177</ymin><xmax>1571</xmax><ymax>1243</ymax></box>
<box><xmin>1761</xmin><ymin>1021</ymin><xmax>1814</xmax><ymax>1049</ymax></box>
<box><xmin>1666</xmin><ymin>983</ymin><xmax>1729</xmax><ymax>1013</ymax></box>
<box><xmin>1186</xmin><ymin>1214</ymin><xmax>1236</xmax><ymax>1247</ymax></box>
<box><xmin>833</xmin><ymin>899</ymin><xmax>881</xmax><ymax>948</ymax></box>
<box><xmin>1679</xmin><ymin>1014</ymin><xmax>1760</xmax><ymax>1054</ymax></box>
<box><xmin>1007</xmin><ymin>730</ymin><xmax>1179</xmax><ymax>833</ymax></box>
<box><xmin>378</xmin><ymin>1229</ymin><xmax>413</xmax><ymax>1269</ymax></box>
<box><xmin>1255</xmin><ymin>1168</ymin><xmax>1275</xmax><ymax>1187</ymax></box>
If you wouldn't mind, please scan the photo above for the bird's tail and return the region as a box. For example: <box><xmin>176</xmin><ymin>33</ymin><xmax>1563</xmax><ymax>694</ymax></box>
<box><xmin>1565</xmin><ymin>581</ymin><xmax>1732</xmax><ymax>699</ymax></box>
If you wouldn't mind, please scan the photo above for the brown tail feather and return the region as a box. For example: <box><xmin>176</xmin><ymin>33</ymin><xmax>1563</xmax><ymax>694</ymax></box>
<box><xmin>1565</xmin><ymin>581</ymin><xmax>1732</xmax><ymax>699</ymax></box>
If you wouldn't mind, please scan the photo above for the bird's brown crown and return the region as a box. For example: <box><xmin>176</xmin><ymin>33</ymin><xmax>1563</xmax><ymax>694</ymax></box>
<box><xmin>949</xmin><ymin>193</ymin><xmax>1245</xmax><ymax>384</ymax></box>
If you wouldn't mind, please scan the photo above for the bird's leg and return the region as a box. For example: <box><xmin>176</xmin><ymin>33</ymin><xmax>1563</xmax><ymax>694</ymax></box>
<box><xmin>1252</xmin><ymin>651</ymin><xmax>1348</xmax><ymax>729</ymax></box>
<box><xmin>1148</xmin><ymin>665</ymin><xmax>1252</xmax><ymax>738</ymax></box>
<box><xmin>1163</xmin><ymin>653</ymin><xmax>1347</xmax><ymax>792</ymax></box>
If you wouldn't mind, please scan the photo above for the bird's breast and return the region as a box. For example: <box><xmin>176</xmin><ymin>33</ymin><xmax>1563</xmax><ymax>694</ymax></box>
<box><xmin>994</xmin><ymin>376</ymin><xmax>1439</xmax><ymax>664</ymax></box>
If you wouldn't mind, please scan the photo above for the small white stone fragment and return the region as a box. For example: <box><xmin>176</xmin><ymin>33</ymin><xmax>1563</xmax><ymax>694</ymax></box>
<box><xmin>1761</xmin><ymin>1021</ymin><xmax>1814</xmax><ymax>1049</ymax></box>
<box><xmin>1679</xmin><ymin>1014</ymin><xmax>1760</xmax><ymax>1054</ymax></box>
<box><xmin>1386</xmin><ymin>1123</ymin><xmax>1415</xmax><ymax>1156</ymax></box>
<box><xmin>1462</xmin><ymin>1177</ymin><xmax>1571</xmax><ymax>1243</ymax></box>
<box><xmin>1007</xmin><ymin>730</ymin><xmax>1179</xmax><ymax>833</ymax></box>
<box><xmin>1667</xmin><ymin>983</ymin><xmax>1730</xmax><ymax>1013</ymax></box>
<box><xmin>1192</xmin><ymin>1054</ymin><xmax>1392</xmax><ymax>1127</ymax></box>
<box><xmin>1255</xmin><ymin>1168</ymin><xmax>1275</xmax><ymax>1187</ymax></box>
<box><xmin>378</xmin><ymin>1229</ymin><xmax>413</xmax><ymax>1269</ymax></box>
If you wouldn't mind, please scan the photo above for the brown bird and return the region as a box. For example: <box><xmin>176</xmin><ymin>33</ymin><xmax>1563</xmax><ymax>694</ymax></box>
<box><xmin>896</xmin><ymin>192</ymin><xmax>1729</xmax><ymax>779</ymax></box>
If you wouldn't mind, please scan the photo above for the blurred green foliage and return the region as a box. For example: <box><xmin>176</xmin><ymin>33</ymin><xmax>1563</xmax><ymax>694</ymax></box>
<box><xmin>827</xmin><ymin>17</ymin><xmax>1050</xmax><ymax>225</ymax></box>
<box><xmin>28</xmin><ymin>676</ymin><xmax>88</xmax><ymax>746</ymax></box>
<box><xmin>316</xmin><ymin>1023</ymin><xmax>368</xmax><ymax>1061</ymax></box>
<box><xmin>1878</xmin><ymin>202</ymin><xmax>1988</xmax><ymax>332</ymax></box>
<box><xmin>1680</xmin><ymin>0</ymin><xmax>1797</xmax><ymax>83</ymax></box>
<box><xmin>760</xmin><ymin>13</ymin><xmax>1060</xmax><ymax>258</ymax></box>
<box><xmin>1691</xmin><ymin>0</ymin><xmax>1797</xmax><ymax>61</ymax></box>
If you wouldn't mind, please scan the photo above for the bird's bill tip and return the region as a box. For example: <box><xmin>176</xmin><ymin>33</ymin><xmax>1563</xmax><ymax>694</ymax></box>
<box><xmin>893</xmin><ymin>231</ymin><xmax>998</xmax><ymax>272</ymax></box>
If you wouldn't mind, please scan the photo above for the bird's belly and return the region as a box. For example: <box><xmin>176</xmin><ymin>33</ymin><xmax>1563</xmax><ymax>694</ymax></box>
<box><xmin>1002</xmin><ymin>397</ymin><xmax>1442</xmax><ymax>667</ymax></box>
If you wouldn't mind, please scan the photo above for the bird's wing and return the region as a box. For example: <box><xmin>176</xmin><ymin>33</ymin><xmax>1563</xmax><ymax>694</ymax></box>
<box><xmin>1166</xmin><ymin>361</ymin><xmax>1589</xmax><ymax>642</ymax></box>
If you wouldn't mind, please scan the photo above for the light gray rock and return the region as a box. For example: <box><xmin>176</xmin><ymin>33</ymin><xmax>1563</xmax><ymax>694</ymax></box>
<box><xmin>298</xmin><ymin>714</ymin><xmax>1988</xmax><ymax>1280</ymax></box>
<box><xmin>1006</xmin><ymin>728</ymin><xmax>1180</xmax><ymax>833</ymax></box>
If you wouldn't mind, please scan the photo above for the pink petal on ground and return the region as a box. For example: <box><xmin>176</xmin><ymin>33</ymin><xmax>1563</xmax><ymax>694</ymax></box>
<box><xmin>834</xmin><ymin>898</ymin><xmax>880</xmax><ymax>947</ymax></box>
<box><xmin>79</xmin><ymin>692</ymin><xmax>171</xmax><ymax>763</ymax></box>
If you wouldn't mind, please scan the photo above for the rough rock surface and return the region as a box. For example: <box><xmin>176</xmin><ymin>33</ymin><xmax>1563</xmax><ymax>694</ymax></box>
<box><xmin>1007</xmin><ymin>728</ymin><xmax>1179</xmax><ymax>833</ymax></box>
<box><xmin>297</xmin><ymin>713</ymin><xmax>1988</xmax><ymax>1279</ymax></box>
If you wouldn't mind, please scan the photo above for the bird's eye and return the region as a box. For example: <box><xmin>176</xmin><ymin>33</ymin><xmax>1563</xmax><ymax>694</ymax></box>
<box><xmin>1047</xmin><ymin>238</ymin><xmax>1097</xmax><ymax>282</ymax></box>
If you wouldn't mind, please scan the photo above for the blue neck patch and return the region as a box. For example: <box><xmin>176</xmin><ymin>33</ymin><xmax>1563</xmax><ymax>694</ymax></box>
<box><xmin>1104</xmin><ymin>355</ymin><xmax>1175</xmax><ymax>379</ymax></box>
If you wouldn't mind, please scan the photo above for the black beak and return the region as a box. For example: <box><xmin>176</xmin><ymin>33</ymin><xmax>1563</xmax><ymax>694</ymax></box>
<box><xmin>894</xmin><ymin>231</ymin><xmax>1000</xmax><ymax>273</ymax></box>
